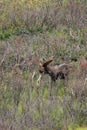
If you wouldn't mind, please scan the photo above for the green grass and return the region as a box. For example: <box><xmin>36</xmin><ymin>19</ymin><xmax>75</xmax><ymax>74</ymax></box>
<box><xmin>76</xmin><ymin>128</ymin><xmax>87</xmax><ymax>130</ymax></box>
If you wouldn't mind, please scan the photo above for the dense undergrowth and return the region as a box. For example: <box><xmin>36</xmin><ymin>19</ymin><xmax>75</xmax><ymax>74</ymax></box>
<box><xmin>0</xmin><ymin>0</ymin><xmax>87</xmax><ymax>130</ymax></box>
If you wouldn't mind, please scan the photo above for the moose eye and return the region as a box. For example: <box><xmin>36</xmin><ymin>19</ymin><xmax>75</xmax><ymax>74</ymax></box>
<box><xmin>39</xmin><ymin>68</ymin><xmax>44</xmax><ymax>73</ymax></box>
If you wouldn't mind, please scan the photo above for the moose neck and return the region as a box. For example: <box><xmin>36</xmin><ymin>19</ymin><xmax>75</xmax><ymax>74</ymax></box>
<box><xmin>44</xmin><ymin>65</ymin><xmax>57</xmax><ymax>81</ymax></box>
<box><xmin>44</xmin><ymin>65</ymin><xmax>52</xmax><ymax>74</ymax></box>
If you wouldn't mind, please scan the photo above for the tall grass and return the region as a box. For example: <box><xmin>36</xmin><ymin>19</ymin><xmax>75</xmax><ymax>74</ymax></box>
<box><xmin>0</xmin><ymin>0</ymin><xmax>87</xmax><ymax>130</ymax></box>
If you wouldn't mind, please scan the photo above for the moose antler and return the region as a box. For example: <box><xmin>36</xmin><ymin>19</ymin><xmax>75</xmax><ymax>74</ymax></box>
<box><xmin>42</xmin><ymin>56</ymin><xmax>54</xmax><ymax>67</ymax></box>
<box><xmin>39</xmin><ymin>56</ymin><xmax>54</xmax><ymax>73</ymax></box>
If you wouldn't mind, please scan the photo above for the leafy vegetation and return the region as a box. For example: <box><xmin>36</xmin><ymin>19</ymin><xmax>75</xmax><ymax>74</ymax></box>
<box><xmin>0</xmin><ymin>0</ymin><xmax>87</xmax><ymax>130</ymax></box>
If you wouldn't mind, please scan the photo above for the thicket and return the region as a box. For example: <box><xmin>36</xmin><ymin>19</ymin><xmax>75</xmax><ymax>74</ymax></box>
<box><xmin>0</xmin><ymin>0</ymin><xmax>87</xmax><ymax>130</ymax></box>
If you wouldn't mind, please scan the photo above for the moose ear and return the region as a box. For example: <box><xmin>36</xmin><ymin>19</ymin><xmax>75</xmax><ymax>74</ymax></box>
<box><xmin>43</xmin><ymin>56</ymin><xmax>54</xmax><ymax>67</ymax></box>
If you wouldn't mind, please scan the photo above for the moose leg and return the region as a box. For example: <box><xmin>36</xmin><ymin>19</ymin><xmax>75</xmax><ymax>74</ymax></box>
<box><xmin>64</xmin><ymin>75</ymin><xmax>69</xmax><ymax>87</ymax></box>
<box><xmin>50</xmin><ymin>80</ymin><xmax>52</xmax><ymax>96</ymax></box>
<box><xmin>48</xmin><ymin>77</ymin><xmax>53</xmax><ymax>97</ymax></box>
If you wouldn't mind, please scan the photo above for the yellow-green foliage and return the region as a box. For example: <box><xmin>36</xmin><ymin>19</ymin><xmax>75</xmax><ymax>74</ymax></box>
<box><xmin>76</xmin><ymin>128</ymin><xmax>87</xmax><ymax>130</ymax></box>
<box><xmin>69</xmin><ymin>127</ymin><xmax>87</xmax><ymax>130</ymax></box>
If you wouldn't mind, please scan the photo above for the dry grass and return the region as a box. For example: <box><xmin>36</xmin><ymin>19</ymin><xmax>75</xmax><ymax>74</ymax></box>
<box><xmin>0</xmin><ymin>0</ymin><xmax>87</xmax><ymax>130</ymax></box>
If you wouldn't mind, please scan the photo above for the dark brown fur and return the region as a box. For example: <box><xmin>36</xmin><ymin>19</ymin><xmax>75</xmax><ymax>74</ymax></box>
<box><xmin>39</xmin><ymin>57</ymin><xmax>71</xmax><ymax>82</ymax></box>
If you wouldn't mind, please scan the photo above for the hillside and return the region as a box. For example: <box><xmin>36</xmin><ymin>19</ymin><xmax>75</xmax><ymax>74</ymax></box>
<box><xmin>0</xmin><ymin>0</ymin><xmax>87</xmax><ymax>130</ymax></box>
